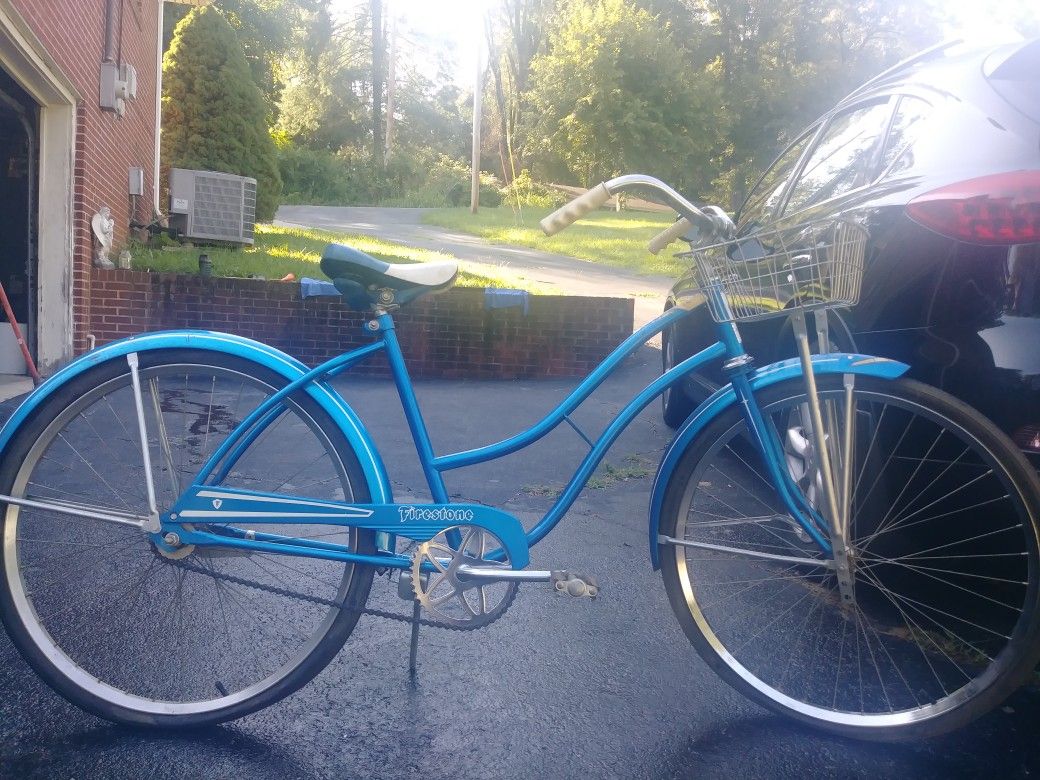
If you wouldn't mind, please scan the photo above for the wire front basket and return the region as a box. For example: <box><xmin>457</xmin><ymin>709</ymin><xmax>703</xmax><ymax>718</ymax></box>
<box><xmin>686</xmin><ymin>219</ymin><xmax>869</xmax><ymax>324</ymax></box>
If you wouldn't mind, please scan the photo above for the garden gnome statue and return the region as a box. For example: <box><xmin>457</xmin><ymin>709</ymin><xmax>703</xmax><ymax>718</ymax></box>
<box><xmin>91</xmin><ymin>206</ymin><xmax>115</xmax><ymax>269</ymax></box>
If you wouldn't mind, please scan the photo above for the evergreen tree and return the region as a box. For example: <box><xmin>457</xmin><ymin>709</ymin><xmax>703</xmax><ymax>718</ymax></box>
<box><xmin>162</xmin><ymin>6</ymin><xmax>282</xmax><ymax>221</ymax></box>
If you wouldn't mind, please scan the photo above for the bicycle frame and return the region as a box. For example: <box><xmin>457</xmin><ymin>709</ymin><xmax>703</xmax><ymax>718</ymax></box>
<box><xmin>158</xmin><ymin>287</ymin><xmax>837</xmax><ymax>571</ymax></box>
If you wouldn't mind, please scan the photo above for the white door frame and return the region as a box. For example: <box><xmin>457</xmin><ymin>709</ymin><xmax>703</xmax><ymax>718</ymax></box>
<box><xmin>0</xmin><ymin>0</ymin><xmax>78</xmax><ymax>373</ymax></box>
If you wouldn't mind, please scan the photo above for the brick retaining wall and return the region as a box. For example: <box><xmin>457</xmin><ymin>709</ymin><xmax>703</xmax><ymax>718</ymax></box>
<box><xmin>89</xmin><ymin>269</ymin><xmax>635</xmax><ymax>379</ymax></box>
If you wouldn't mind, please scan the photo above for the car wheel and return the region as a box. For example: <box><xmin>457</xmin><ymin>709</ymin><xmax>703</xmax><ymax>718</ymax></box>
<box><xmin>662</xmin><ymin>320</ymin><xmax>697</xmax><ymax>428</ymax></box>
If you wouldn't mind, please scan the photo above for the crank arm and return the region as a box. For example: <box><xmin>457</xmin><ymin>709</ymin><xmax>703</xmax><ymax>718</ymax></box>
<box><xmin>455</xmin><ymin>566</ymin><xmax>599</xmax><ymax>598</ymax></box>
<box><xmin>455</xmin><ymin>565</ymin><xmax>553</xmax><ymax>582</ymax></box>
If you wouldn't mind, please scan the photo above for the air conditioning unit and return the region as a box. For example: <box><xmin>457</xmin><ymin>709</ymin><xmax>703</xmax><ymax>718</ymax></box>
<box><xmin>168</xmin><ymin>168</ymin><xmax>256</xmax><ymax>245</ymax></box>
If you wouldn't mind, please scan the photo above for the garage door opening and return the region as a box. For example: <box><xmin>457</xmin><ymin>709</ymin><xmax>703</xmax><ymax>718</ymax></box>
<box><xmin>0</xmin><ymin>67</ymin><xmax>36</xmax><ymax>380</ymax></box>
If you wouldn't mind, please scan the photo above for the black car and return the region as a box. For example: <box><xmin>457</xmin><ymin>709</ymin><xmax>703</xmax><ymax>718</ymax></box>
<box><xmin>661</xmin><ymin>38</ymin><xmax>1040</xmax><ymax>466</ymax></box>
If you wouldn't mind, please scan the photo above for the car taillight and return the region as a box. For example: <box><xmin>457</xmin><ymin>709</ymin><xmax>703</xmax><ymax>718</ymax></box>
<box><xmin>1013</xmin><ymin>425</ymin><xmax>1040</xmax><ymax>453</ymax></box>
<box><xmin>906</xmin><ymin>170</ymin><xmax>1040</xmax><ymax>244</ymax></box>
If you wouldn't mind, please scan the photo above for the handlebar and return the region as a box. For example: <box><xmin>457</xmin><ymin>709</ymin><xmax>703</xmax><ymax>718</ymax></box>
<box><xmin>646</xmin><ymin>206</ymin><xmax>735</xmax><ymax>255</ymax></box>
<box><xmin>538</xmin><ymin>174</ymin><xmax>734</xmax><ymax>252</ymax></box>
<box><xmin>647</xmin><ymin>218</ymin><xmax>694</xmax><ymax>255</ymax></box>
<box><xmin>538</xmin><ymin>183</ymin><xmax>612</xmax><ymax>236</ymax></box>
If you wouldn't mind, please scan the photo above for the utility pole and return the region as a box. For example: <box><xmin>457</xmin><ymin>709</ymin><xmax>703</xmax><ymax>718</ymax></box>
<box><xmin>470</xmin><ymin>31</ymin><xmax>483</xmax><ymax>214</ymax></box>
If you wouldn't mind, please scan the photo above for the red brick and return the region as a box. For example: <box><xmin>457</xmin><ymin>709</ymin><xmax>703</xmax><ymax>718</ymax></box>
<box><xmin>87</xmin><ymin>270</ymin><xmax>633</xmax><ymax>378</ymax></box>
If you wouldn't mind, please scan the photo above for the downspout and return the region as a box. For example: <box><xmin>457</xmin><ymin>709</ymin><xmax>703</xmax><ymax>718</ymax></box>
<box><xmin>103</xmin><ymin>0</ymin><xmax>117</xmax><ymax>63</ymax></box>
<box><xmin>153</xmin><ymin>1</ymin><xmax>163</xmax><ymax>213</ymax></box>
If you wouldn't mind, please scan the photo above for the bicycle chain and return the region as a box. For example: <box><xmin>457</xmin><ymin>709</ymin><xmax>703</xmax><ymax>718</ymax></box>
<box><xmin>165</xmin><ymin>556</ymin><xmax>501</xmax><ymax>632</ymax></box>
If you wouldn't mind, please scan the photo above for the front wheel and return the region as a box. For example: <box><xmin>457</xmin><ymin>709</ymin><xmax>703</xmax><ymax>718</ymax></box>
<box><xmin>0</xmin><ymin>349</ymin><xmax>376</xmax><ymax>727</ymax></box>
<box><xmin>659</xmin><ymin>375</ymin><xmax>1040</xmax><ymax>740</ymax></box>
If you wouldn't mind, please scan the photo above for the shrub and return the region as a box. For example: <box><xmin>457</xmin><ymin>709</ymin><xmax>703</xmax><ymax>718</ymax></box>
<box><xmin>478</xmin><ymin>173</ymin><xmax>503</xmax><ymax>207</ymax></box>
<box><xmin>500</xmin><ymin>170</ymin><xmax>568</xmax><ymax>209</ymax></box>
<box><xmin>162</xmin><ymin>7</ymin><xmax>282</xmax><ymax>221</ymax></box>
<box><xmin>277</xmin><ymin>145</ymin><xmax>358</xmax><ymax>204</ymax></box>
<box><xmin>277</xmin><ymin>142</ymin><xmax>506</xmax><ymax>208</ymax></box>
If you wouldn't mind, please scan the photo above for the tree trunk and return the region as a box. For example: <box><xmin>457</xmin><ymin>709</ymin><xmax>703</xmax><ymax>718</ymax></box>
<box><xmin>486</xmin><ymin>22</ymin><xmax>513</xmax><ymax>182</ymax></box>
<box><xmin>371</xmin><ymin>0</ymin><xmax>384</xmax><ymax>167</ymax></box>
<box><xmin>384</xmin><ymin>12</ymin><xmax>396</xmax><ymax>166</ymax></box>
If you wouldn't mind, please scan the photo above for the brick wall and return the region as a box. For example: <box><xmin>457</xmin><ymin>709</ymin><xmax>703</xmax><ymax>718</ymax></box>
<box><xmin>89</xmin><ymin>270</ymin><xmax>636</xmax><ymax>378</ymax></box>
<box><xmin>12</xmin><ymin>0</ymin><xmax>159</xmax><ymax>352</ymax></box>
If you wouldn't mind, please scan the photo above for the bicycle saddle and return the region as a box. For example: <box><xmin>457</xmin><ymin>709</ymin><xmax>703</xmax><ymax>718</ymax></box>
<box><xmin>320</xmin><ymin>243</ymin><xmax>458</xmax><ymax>309</ymax></box>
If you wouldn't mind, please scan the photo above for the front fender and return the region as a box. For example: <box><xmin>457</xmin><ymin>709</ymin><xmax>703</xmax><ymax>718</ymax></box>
<box><xmin>648</xmin><ymin>353</ymin><xmax>909</xmax><ymax>569</ymax></box>
<box><xmin>0</xmin><ymin>331</ymin><xmax>392</xmax><ymax>504</ymax></box>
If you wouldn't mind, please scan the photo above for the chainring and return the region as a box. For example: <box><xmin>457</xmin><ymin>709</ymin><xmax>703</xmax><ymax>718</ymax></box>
<box><xmin>411</xmin><ymin>524</ymin><xmax>518</xmax><ymax>629</ymax></box>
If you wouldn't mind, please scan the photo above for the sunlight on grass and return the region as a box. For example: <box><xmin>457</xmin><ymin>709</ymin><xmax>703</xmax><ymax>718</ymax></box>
<box><xmin>422</xmin><ymin>207</ymin><xmax>689</xmax><ymax>277</ymax></box>
<box><xmin>131</xmin><ymin>224</ymin><xmax>524</xmax><ymax>289</ymax></box>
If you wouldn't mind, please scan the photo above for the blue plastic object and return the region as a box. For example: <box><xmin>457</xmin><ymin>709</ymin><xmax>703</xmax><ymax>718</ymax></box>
<box><xmin>300</xmin><ymin>277</ymin><xmax>341</xmax><ymax>298</ymax></box>
<box><xmin>484</xmin><ymin>288</ymin><xmax>529</xmax><ymax>315</ymax></box>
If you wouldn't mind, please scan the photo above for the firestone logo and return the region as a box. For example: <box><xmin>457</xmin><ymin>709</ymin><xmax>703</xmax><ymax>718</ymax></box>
<box><xmin>398</xmin><ymin>506</ymin><xmax>476</xmax><ymax>523</ymax></box>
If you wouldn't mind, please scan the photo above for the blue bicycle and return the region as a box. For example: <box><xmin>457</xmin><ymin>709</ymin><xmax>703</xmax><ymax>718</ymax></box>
<box><xmin>1</xmin><ymin>175</ymin><xmax>1038</xmax><ymax>741</ymax></box>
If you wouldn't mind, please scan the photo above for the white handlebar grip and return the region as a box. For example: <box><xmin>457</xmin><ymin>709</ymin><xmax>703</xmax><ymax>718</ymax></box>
<box><xmin>647</xmin><ymin>217</ymin><xmax>694</xmax><ymax>255</ymax></box>
<box><xmin>539</xmin><ymin>183</ymin><xmax>612</xmax><ymax>236</ymax></box>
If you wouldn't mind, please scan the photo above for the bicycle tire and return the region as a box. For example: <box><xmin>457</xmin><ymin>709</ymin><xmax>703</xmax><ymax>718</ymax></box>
<box><xmin>659</xmin><ymin>374</ymin><xmax>1040</xmax><ymax>740</ymax></box>
<box><xmin>0</xmin><ymin>348</ymin><xmax>376</xmax><ymax>727</ymax></box>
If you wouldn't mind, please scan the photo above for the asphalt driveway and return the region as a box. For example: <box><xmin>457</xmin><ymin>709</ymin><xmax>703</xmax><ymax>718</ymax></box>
<box><xmin>1</xmin><ymin>349</ymin><xmax>1039</xmax><ymax>779</ymax></box>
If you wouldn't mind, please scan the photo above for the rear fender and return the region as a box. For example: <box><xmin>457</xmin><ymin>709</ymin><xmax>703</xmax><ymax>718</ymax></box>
<box><xmin>648</xmin><ymin>353</ymin><xmax>909</xmax><ymax>569</ymax></box>
<box><xmin>0</xmin><ymin>331</ymin><xmax>392</xmax><ymax>503</ymax></box>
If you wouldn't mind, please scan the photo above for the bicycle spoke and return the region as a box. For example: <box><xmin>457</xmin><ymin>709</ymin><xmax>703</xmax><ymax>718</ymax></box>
<box><xmin>868</xmin><ymin>426</ymin><xmax>947</xmax><ymax>535</ymax></box>
<box><xmin>899</xmin><ymin>524</ymin><xmax>1024</xmax><ymax>560</ymax></box>
<box><xmin>864</xmin><ymin>466</ymin><xmax>993</xmax><ymax>547</ymax></box>
<box><xmin>860</xmin><ymin>494</ymin><xmax>1009</xmax><ymax>544</ymax></box>
<box><xmin>856</xmin><ymin>566</ymin><xmax>974</xmax><ymax>686</ymax></box>
<box><xmin>832</xmin><ymin>608</ymin><xmax>850</xmax><ymax>709</ymax></box>
<box><xmin>859</xmin><ymin>553</ymin><xmax>1027</xmax><ymax>587</ymax></box>
<box><xmin>53</xmin><ymin>432</ymin><xmax>135</xmax><ymax>512</ymax></box>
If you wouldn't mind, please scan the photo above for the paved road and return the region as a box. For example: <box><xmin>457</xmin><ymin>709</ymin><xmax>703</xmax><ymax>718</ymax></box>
<box><xmin>1</xmin><ymin>353</ymin><xmax>1039</xmax><ymax>779</ymax></box>
<box><xmin>276</xmin><ymin>205</ymin><xmax>673</xmax><ymax>328</ymax></box>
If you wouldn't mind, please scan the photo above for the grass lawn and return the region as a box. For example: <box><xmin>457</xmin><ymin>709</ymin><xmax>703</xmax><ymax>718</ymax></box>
<box><xmin>422</xmin><ymin>206</ymin><xmax>686</xmax><ymax>277</ymax></box>
<box><xmin>130</xmin><ymin>224</ymin><xmax>516</xmax><ymax>289</ymax></box>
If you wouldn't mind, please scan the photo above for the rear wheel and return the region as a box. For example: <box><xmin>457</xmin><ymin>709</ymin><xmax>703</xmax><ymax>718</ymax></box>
<box><xmin>659</xmin><ymin>375</ymin><xmax>1040</xmax><ymax>740</ymax></box>
<box><xmin>0</xmin><ymin>349</ymin><xmax>376</xmax><ymax>726</ymax></box>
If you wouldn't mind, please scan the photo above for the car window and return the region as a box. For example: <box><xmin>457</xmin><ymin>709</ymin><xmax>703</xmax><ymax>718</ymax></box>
<box><xmin>783</xmin><ymin>100</ymin><xmax>892</xmax><ymax>215</ymax></box>
<box><xmin>879</xmin><ymin>96</ymin><xmax>931</xmax><ymax>175</ymax></box>
<box><xmin>737</xmin><ymin>130</ymin><xmax>814</xmax><ymax>231</ymax></box>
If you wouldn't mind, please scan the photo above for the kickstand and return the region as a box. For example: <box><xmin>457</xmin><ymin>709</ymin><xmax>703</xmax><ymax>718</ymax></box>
<box><xmin>408</xmin><ymin>599</ymin><xmax>421</xmax><ymax>678</ymax></box>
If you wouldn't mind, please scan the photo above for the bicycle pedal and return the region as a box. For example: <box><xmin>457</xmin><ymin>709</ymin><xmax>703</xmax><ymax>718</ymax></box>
<box><xmin>550</xmin><ymin>571</ymin><xmax>598</xmax><ymax>599</ymax></box>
